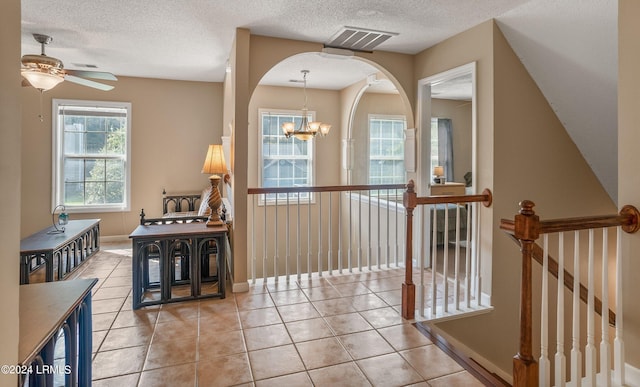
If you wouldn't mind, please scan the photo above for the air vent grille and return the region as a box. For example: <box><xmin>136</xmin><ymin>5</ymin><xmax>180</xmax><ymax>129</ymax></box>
<box><xmin>326</xmin><ymin>26</ymin><xmax>398</xmax><ymax>52</ymax></box>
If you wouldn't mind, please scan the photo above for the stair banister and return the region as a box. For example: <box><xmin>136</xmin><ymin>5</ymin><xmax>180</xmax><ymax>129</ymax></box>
<box><xmin>401</xmin><ymin>179</ymin><xmax>492</xmax><ymax>320</ymax></box>
<box><xmin>501</xmin><ymin>201</ymin><xmax>640</xmax><ymax>387</ymax></box>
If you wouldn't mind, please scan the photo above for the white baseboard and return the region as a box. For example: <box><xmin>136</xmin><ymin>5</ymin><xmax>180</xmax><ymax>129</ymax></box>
<box><xmin>427</xmin><ymin>323</ymin><xmax>513</xmax><ymax>384</ymax></box>
<box><xmin>100</xmin><ymin>235</ymin><xmax>130</xmax><ymax>243</ymax></box>
<box><xmin>626</xmin><ymin>362</ymin><xmax>640</xmax><ymax>386</ymax></box>
<box><xmin>231</xmin><ymin>281</ymin><xmax>249</xmax><ymax>293</ymax></box>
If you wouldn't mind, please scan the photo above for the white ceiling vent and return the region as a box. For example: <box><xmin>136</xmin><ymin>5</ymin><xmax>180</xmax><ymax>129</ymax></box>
<box><xmin>326</xmin><ymin>26</ymin><xmax>398</xmax><ymax>52</ymax></box>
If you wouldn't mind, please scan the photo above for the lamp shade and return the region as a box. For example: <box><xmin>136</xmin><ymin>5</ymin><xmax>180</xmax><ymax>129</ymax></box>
<box><xmin>433</xmin><ymin>166</ymin><xmax>444</xmax><ymax>177</ymax></box>
<box><xmin>21</xmin><ymin>70</ymin><xmax>64</xmax><ymax>91</ymax></box>
<box><xmin>201</xmin><ymin>144</ymin><xmax>227</xmax><ymax>175</ymax></box>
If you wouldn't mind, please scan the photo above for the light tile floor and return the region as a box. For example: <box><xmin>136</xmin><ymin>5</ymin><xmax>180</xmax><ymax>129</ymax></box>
<box><xmin>70</xmin><ymin>242</ymin><xmax>484</xmax><ymax>387</ymax></box>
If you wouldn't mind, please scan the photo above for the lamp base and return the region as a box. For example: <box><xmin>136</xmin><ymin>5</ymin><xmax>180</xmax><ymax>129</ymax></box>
<box><xmin>206</xmin><ymin>175</ymin><xmax>224</xmax><ymax>227</ymax></box>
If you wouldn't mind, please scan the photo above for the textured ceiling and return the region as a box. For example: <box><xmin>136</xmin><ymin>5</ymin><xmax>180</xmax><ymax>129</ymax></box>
<box><xmin>20</xmin><ymin>0</ymin><xmax>531</xmax><ymax>82</ymax></box>
<box><xmin>20</xmin><ymin>0</ymin><xmax>618</xmax><ymax>200</ymax></box>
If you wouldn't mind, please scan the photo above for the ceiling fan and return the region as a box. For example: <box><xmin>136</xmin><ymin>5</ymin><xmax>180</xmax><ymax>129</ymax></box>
<box><xmin>21</xmin><ymin>33</ymin><xmax>117</xmax><ymax>92</ymax></box>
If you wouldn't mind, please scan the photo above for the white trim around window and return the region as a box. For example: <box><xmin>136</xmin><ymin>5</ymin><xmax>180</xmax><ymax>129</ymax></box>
<box><xmin>258</xmin><ymin>108</ymin><xmax>316</xmax><ymax>205</ymax></box>
<box><xmin>368</xmin><ymin>113</ymin><xmax>407</xmax><ymax>186</ymax></box>
<box><xmin>52</xmin><ymin>99</ymin><xmax>132</xmax><ymax>213</ymax></box>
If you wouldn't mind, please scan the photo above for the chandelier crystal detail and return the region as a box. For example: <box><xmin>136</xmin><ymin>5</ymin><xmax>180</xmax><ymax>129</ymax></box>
<box><xmin>281</xmin><ymin>70</ymin><xmax>331</xmax><ymax>141</ymax></box>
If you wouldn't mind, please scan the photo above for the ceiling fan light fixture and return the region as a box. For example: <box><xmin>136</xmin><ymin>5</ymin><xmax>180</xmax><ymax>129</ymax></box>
<box><xmin>21</xmin><ymin>69</ymin><xmax>64</xmax><ymax>91</ymax></box>
<box><xmin>20</xmin><ymin>33</ymin><xmax>117</xmax><ymax>92</ymax></box>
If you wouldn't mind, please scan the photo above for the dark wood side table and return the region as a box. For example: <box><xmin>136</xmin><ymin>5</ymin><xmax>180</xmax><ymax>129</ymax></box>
<box><xmin>19</xmin><ymin>278</ymin><xmax>97</xmax><ymax>387</ymax></box>
<box><xmin>129</xmin><ymin>222</ymin><xmax>227</xmax><ymax>309</ymax></box>
<box><xmin>19</xmin><ymin>219</ymin><xmax>101</xmax><ymax>284</ymax></box>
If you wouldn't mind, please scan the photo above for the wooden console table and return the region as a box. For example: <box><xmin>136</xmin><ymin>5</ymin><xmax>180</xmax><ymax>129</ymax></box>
<box><xmin>19</xmin><ymin>219</ymin><xmax>101</xmax><ymax>284</ymax></box>
<box><xmin>19</xmin><ymin>278</ymin><xmax>97</xmax><ymax>387</ymax></box>
<box><xmin>129</xmin><ymin>222</ymin><xmax>227</xmax><ymax>309</ymax></box>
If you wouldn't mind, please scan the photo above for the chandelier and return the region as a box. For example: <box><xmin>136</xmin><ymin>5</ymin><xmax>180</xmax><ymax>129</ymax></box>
<box><xmin>281</xmin><ymin>70</ymin><xmax>331</xmax><ymax>141</ymax></box>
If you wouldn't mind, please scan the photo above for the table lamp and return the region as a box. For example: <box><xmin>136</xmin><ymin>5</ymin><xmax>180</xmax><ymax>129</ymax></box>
<box><xmin>433</xmin><ymin>166</ymin><xmax>445</xmax><ymax>184</ymax></box>
<box><xmin>201</xmin><ymin>144</ymin><xmax>227</xmax><ymax>227</ymax></box>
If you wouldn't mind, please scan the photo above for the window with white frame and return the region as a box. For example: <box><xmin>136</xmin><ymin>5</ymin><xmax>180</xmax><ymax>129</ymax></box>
<box><xmin>260</xmin><ymin>109</ymin><xmax>314</xmax><ymax>202</ymax></box>
<box><xmin>52</xmin><ymin>99</ymin><xmax>131</xmax><ymax>212</ymax></box>
<box><xmin>368</xmin><ymin>115</ymin><xmax>406</xmax><ymax>185</ymax></box>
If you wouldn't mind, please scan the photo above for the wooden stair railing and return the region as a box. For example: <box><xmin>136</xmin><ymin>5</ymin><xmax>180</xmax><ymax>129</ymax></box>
<box><xmin>504</xmin><ymin>233</ymin><xmax>616</xmax><ymax>327</ymax></box>
<box><xmin>500</xmin><ymin>201</ymin><xmax>640</xmax><ymax>387</ymax></box>
<box><xmin>402</xmin><ymin>179</ymin><xmax>493</xmax><ymax>320</ymax></box>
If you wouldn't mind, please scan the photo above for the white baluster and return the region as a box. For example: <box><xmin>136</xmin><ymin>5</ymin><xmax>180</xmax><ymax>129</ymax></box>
<box><xmin>600</xmin><ymin>228</ymin><xmax>611</xmax><ymax>387</ymax></box>
<box><xmin>307</xmin><ymin>195</ymin><xmax>311</xmax><ymax>277</ymax></box>
<box><xmin>475</xmin><ymin>203</ymin><xmax>482</xmax><ymax>307</ymax></box>
<box><xmin>571</xmin><ymin>231</ymin><xmax>582</xmax><ymax>386</ymax></box>
<box><xmin>263</xmin><ymin>194</ymin><xmax>267</xmax><ymax>282</ymax></box>
<box><xmin>318</xmin><ymin>193</ymin><xmax>323</xmax><ymax>277</ymax></box>
<box><xmin>274</xmin><ymin>194</ymin><xmax>278</xmax><ymax>282</ymax></box>
<box><xmin>431</xmin><ymin>204</ymin><xmax>438</xmax><ymax>317</ymax></box>
<box><xmin>368</xmin><ymin>191</ymin><xmax>372</xmax><ymax>270</ymax></box>
<box><xmin>418</xmin><ymin>201</ymin><xmax>425</xmax><ymax>318</ymax></box>
<box><xmin>286</xmin><ymin>195</ymin><xmax>290</xmax><ymax>281</ymax></box>
<box><xmin>454</xmin><ymin>204</ymin><xmax>461</xmax><ymax>309</ymax></box>
<box><xmin>377</xmin><ymin>190</ymin><xmax>381</xmax><ymax>270</ymax></box>
<box><xmin>614</xmin><ymin>226</ymin><xmax>625</xmax><ymax>385</ymax></box>
<box><xmin>338</xmin><ymin>192</ymin><xmax>343</xmax><ymax>274</ymax></box>
<box><xmin>465</xmin><ymin>203</ymin><xmax>472</xmax><ymax>308</ymax></box>
<box><xmin>443</xmin><ymin>205</ymin><xmax>449</xmax><ymax>313</ymax></box>
<box><xmin>555</xmin><ymin>233</ymin><xmax>566</xmax><ymax>387</ymax></box>
<box><xmin>397</xmin><ymin>188</ymin><xmax>401</xmax><ymax>267</ymax></box>
<box><xmin>251</xmin><ymin>195</ymin><xmax>256</xmax><ymax>284</ymax></box>
<box><xmin>297</xmin><ymin>194</ymin><xmax>301</xmax><ymax>281</ymax></box>
<box><xmin>540</xmin><ymin>234</ymin><xmax>550</xmax><ymax>386</ymax></box>
<box><xmin>349</xmin><ymin>190</ymin><xmax>353</xmax><ymax>273</ymax></box>
<box><xmin>585</xmin><ymin>229</ymin><xmax>596</xmax><ymax>386</ymax></box>
<box><xmin>328</xmin><ymin>193</ymin><xmax>333</xmax><ymax>275</ymax></box>
<box><xmin>386</xmin><ymin>189</ymin><xmax>391</xmax><ymax>267</ymax></box>
<box><xmin>358</xmin><ymin>190</ymin><xmax>362</xmax><ymax>271</ymax></box>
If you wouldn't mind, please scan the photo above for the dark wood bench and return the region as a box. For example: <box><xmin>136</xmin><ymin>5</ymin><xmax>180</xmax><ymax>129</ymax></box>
<box><xmin>19</xmin><ymin>219</ymin><xmax>100</xmax><ymax>284</ymax></box>
<box><xmin>129</xmin><ymin>223</ymin><xmax>227</xmax><ymax>309</ymax></box>
<box><xmin>19</xmin><ymin>278</ymin><xmax>97</xmax><ymax>386</ymax></box>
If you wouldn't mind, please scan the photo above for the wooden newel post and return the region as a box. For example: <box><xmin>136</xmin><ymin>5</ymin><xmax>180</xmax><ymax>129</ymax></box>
<box><xmin>402</xmin><ymin>180</ymin><xmax>417</xmax><ymax>319</ymax></box>
<box><xmin>513</xmin><ymin>200</ymin><xmax>540</xmax><ymax>386</ymax></box>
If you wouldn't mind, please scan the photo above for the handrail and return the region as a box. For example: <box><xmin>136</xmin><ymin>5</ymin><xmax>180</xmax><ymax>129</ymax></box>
<box><xmin>401</xmin><ymin>179</ymin><xmax>493</xmax><ymax>320</ymax></box>
<box><xmin>501</xmin><ymin>204</ymin><xmax>640</xmax><ymax>235</ymax></box>
<box><xmin>248</xmin><ymin>183</ymin><xmax>406</xmax><ymax>195</ymax></box>
<box><xmin>500</xmin><ymin>200</ymin><xmax>640</xmax><ymax>387</ymax></box>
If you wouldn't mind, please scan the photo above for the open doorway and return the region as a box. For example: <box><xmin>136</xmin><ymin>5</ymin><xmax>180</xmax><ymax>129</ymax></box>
<box><xmin>416</xmin><ymin>62</ymin><xmax>477</xmax><ymax>269</ymax></box>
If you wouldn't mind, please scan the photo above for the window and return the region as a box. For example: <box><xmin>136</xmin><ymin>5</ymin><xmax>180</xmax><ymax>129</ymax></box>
<box><xmin>368</xmin><ymin>115</ymin><xmax>406</xmax><ymax>185</ymax></box>
<box><xmin>259</xmin><ymin>109</ymin><xmax>314</xmax><ymax>202</ymax></box>
<box><xmin>52</xmin><ymin>99</ymin><xmax>131</xmax><ymax>212</ymax></box>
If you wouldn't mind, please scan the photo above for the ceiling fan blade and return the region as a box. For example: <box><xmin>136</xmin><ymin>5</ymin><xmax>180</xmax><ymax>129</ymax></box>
<box><xmin>65</xmin><ymin>74</ymin><xmax>114</xmax><ymax>91</ymax></box>
<box><xmin>65</xmin><ymin>69</ymin><xmax>117</xmax><ymax>81</ymax></box>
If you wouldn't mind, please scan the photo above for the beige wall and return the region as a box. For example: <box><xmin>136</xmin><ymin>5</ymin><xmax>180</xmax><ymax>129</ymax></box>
<box><xmin>248</xmin><ymin>85</ymin><xmax>342</xmax><ymax>188</ymax></box>
<box><xmin>413</xmin><ymin>20</ymin><xmax>615</xmax><ymax>377</ymax></box>
<box><xmin>0</xmin><ymin>0</ymin><xmax>21</xmax><ymax>383</ymax></box>
<box><xmin>618</xmin><ymin>0</ymin><xmax>640</xmax><ymax>369</ymax></box>
<box><xmin>20</xmin><ymin>76</ymin><xmax>223</xmax><ymax>238</ymax></box>
<box><xmin>228</xmin><ymin>33</ymin><xmax>417</xmax><ymax>289</ymax></box>
<box><xmin>229</xmin><ymin>28</ymin><xmax>251</xmax><ymax>289</ymax></box>
<box><xmin>431</xmin><ymin>98</ymin><xmax>473</xmax><ymax>184</ymax></box>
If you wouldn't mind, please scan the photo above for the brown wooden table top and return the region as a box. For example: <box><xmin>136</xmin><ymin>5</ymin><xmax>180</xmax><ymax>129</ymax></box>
<box><xmin>20</xmin><ymin>219</ymin><xmax>101</xmax><ymax>254</ymax></box>
<box><xmin>129</xmin><ymin>222</ymin><xmax>227</xmax><ymax>239</ymax></box>
<box><xmin>19</xmin><ymin>278</ymin><xmax>98</xmax><ymax>365</ymax></box>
